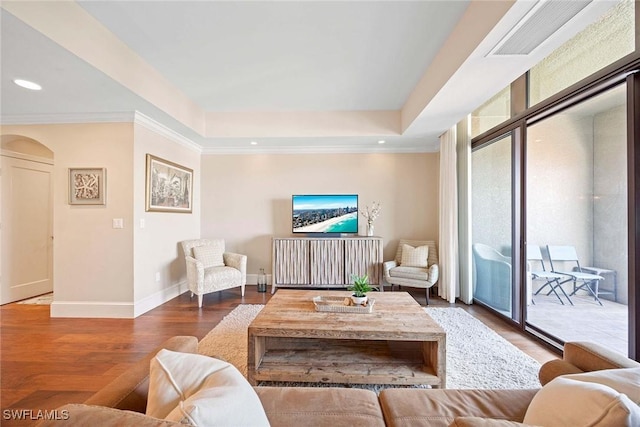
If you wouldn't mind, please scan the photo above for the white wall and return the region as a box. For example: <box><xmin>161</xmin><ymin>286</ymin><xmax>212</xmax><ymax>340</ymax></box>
<box><xmin>1</xmin><ymin>123</ymin><xmax>135</xmax><ymax>316</ymax></box>
<box><xmin>133</xmin><ymin>122</ymin><xmax>201</xmax><ymax>314</ymax></box>
<box><xmin>1</xmin><ymin>119</ymin><xmax>202</xmax><ymax>317</ymax></box>
<box><xmin>200</xmin><ymin>152</ymin><xmax>439</xmax><ymax>277</ymax></box>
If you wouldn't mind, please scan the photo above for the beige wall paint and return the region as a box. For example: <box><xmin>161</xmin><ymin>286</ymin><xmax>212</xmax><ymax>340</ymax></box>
<box><xmin>133</xmin><ymin>123</ymin><xmax>201</xmax><ymax>311</ymax></box>
<box><xmin>201</xmin><ymin>152</ymin><xmax>439</xmax><ymax>276</ymax></box>
<box><xmin>1</xmin><ymin>120</ymin><xmax>201</xmax><ymax>317</ymax></box>
<box><xmin>1</xmin><ymin>123</ymin><xmax>135</xmax><ymax>313</ymax></box>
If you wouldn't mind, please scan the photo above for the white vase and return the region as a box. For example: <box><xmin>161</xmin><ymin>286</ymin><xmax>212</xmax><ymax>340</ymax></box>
<box><xmin>351</xmin><ymin>295</ymin><xmax>368</xmax><ymax>306</ymax></box>
<box><xmin>367</xmin><ymin>223</ymin><xmax>374</xmax><ymax>236</ymax></box>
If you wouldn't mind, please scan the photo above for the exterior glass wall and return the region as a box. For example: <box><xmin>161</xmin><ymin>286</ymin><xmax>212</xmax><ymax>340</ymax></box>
<box><xmin>471</xmin><ymin>86</ymin><xmax>510</xmax><ymax>138</ymax></box>
<box><xmin>525</xmin><ymin>84</ymin><xmax>628</xmax><ymax>354</ymax></box>
<box><xmin>529</xmin><ymin>0</ymin><xmax>634</xmax><ymax>106</ymax></box>
<box><xmin>471</xmin><ymin>135</ymin><xmax>513</xmax><ymax>316</ymax></box>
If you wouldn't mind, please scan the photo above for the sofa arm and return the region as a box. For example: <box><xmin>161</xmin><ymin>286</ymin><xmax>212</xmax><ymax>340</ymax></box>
<box><xmin>538</xmin><ymin>341</ymin><xmax>640</xmax><ymax>385</ymax></box>
<box><xmin>224</xmin><ymin>252</ymin><xmax>247</xmax><ymax>283</ymax></box>
<box><xmin>429</xmin><ymin>263</ymin><xmax>439</xmax><ymax>284</ymax></box>
<box><xmin>83</xmin><ymin>336</ymin><xmax>198</xmax><ymax>413</ymax></box>
<box><xmin>36</xmin><ymin>404</ymin><xmax>179</xmax><ymax>426</ymax></box>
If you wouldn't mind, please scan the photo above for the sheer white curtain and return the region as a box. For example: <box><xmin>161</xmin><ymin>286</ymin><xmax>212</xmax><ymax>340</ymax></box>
<box><xmin>438</xmin><ymin>126</ymin><xmax>459</xmax><ymax>303</ymax></box>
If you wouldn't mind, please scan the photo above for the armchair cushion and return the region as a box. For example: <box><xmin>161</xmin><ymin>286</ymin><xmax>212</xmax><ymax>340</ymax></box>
<box><xmin>389</xmin><ymin>266</ymin><xmax>429</xmax><ymax>281</ymax></box>
<box><xmin>193</xmin><ymin>244</ymin><xmax>224</xmax><ymax>268</ymax></box>
<box><xmin>203</xmin><ymin>266</ymin><xmax>242</xmax><ymax>288</ymax></box>
<box><xmin>400</xmin><ymin>244</ymin><xmax>429</xmax><ymax>268</ymax></box>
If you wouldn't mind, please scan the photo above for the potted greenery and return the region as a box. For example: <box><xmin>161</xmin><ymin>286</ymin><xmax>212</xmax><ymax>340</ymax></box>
<box><xmin>348</xmin><ymin>274</ymin><xmax>377</xmax><ymax>305</ymax></box>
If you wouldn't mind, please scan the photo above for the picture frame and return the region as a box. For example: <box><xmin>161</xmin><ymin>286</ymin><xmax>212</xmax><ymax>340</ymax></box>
<box><xmin>69</xmin><ymin>168</ymin><xmax>106</xmax><ymax>205</ymax></box>
<box><xmin>145</xmin><ymin>154</ymin><xmax>193</xmax><ymax>213</ymax></box>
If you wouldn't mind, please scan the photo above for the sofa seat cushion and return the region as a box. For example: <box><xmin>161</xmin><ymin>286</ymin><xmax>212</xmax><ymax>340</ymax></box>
<box><xmin>255</xmin><ymin>386</ymin><xmax>385</xmax><ymax>427</ymax></box>
<box><xmin>389</xmin><ymin>266</ymin><xmax>429</xmax><ymax>281</ymax></box>
<box><xmin>146</xmin><ymin>349</ymin><xmax>269</xmax><ymax>426</ymax></box>
<box><xmin>35</xmin><ymin>404</ymin><xmax>179</xmax><ymax>426</ymax></box>
<box><xmin>379</xmin><ymin>389</ymin><xmax>538</xmax><ymax>427</ymax></box>
<box><xmin>524</xmin><ymin>368</ymin><xmax>640</xmax><ymax>426</ymax></box>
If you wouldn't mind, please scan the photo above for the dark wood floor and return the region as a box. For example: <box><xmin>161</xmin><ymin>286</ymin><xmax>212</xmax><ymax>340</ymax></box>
<box><xmin>0</xmin><ymin>287</ymin><xmax>558</xmax><ymax>425</ymax></box>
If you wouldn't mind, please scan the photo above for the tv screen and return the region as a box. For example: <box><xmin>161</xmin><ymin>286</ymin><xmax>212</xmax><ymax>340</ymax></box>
<box><xmin>292</xmin><ymin>194</ymin><xmax>358</xmax><ymax>234</ymax></box>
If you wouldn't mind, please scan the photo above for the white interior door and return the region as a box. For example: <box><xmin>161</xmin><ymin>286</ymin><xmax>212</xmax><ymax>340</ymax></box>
<box><xmin>1</xmin><ymin>154</ymin><xmax>53</xmax><ymax>304</ymax></box>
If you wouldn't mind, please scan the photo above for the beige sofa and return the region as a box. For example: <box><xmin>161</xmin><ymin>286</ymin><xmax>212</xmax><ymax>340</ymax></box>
<box><xmin>37</xmin><ymin>337</ymin><xmax>639</xmax><ymax>426</ymax></box>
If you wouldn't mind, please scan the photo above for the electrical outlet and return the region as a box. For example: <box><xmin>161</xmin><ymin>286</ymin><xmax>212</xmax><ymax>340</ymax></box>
<box><xmin>112</xmin><ymin>218</ymin><xmax>124</xmax><ymax>229</ymax></box>
<box><xmin>155</xmin><ymin>272</ymin><xmax>161</xmax><ymax>282</ymax></box>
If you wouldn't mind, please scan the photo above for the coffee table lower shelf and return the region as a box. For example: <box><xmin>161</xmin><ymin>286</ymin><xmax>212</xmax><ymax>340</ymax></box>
<box><xmin>249</xmin><ymin>338</ymin><xmax>443</xmax><ymax>387</ymax></box>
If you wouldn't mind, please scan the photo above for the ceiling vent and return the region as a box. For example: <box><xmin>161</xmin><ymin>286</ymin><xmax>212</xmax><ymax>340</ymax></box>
<box><xmin>489</xmin><ymin>0</ymin><xmax>593</xmax><ymax>56</ymax></box>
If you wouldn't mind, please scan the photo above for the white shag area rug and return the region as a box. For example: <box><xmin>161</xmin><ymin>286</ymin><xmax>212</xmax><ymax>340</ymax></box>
<box><xmin>16</xmin><ymin>293</ymin><xmax>53</xmax><ymax>305</ymax></box>
<box><xmin>197</xmin><ymin>304</ymin><xmax>541</xmax><ymax>390</ymax></box>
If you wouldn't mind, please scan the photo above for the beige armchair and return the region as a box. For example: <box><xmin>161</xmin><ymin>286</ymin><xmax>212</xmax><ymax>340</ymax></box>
<box><xmin>383</xmin><ymin>239</ymin><xmax>439</xmax><ymax>305</ymax></box>
<box><xmin>180</xmin><ymin>239</ymin><xmax>247</xmax><ymax>307</ymax></box>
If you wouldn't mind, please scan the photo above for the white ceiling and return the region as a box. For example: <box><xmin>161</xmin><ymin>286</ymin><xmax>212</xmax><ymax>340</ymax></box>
<box><xmin>0</xmin><ymin>1</ymin><xmax>618</xmax><ymax>154</ymax></box>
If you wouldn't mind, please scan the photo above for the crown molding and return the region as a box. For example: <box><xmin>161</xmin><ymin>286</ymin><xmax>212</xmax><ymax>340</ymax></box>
<box><xmin>0</xmin><ymin>111</ymin><xmax>135</xmax><ymax>125</ymax></box>
<box><xmin>201</xmin><ymin>144</ymin><xmax>436</xmax><ymax>155</ymax></box>
<box><xmin>0</xmin><ymin>111</ymin><xmax>203</xmax><ymax>153</ymax></box>
<box><xmin>133</xmin><ymin>112</ymin><xmax>202</xmax><ymax>153</ymax></box>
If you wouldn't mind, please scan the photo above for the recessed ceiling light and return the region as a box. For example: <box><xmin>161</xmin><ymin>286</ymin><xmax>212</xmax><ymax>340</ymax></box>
<box><xmin>14</xmin><ymin>79</ymin><xmax>42</xmax><ymax>91</ymax></box>
<box><xmin>250</xmin><ymin>141</ymin><xmax>258</xmax><ymax>145</ymax></box>
<box><xmin>378</xmin><ymin>140</ymin><xmax>386</xmax><ymax>144</ymax></box>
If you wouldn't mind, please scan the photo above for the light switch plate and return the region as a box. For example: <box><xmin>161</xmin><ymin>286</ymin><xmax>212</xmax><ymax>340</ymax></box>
<box><xmin>112</xmin><ymin>218</ymin><xmax>124</xmax><ymax>229</ymax></box>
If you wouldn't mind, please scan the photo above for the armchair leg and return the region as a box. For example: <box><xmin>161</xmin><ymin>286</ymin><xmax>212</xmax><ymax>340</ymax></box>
<box><xmin>425</xmin><ymin>288</ymin><xmax>430</xmax><ymax>306</ymax></box>
<box><xmin>241</xmin><ymin>285</ymin><xmax>245</xmax><ymax>297</ymax></box>
<box><xmin>197</xmin><ymin>294</ymin><xmax>203</xmax><ymax>308</ymax></box>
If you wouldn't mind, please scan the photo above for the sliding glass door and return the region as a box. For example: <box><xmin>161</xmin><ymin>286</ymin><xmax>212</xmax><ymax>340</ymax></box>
<box><xmin>471</xmin><ymin>134</ymin><xmax>514</xmax><ymax>317</ymax></box>
<box><xmin>525</xmin><ymin>84</ymin><xmax>628</xmax><ymax>354</ymax></box>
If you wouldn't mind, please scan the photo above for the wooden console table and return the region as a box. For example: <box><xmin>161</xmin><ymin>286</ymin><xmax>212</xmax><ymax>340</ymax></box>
<box><xmin>271</xmin><ymin>236</ymin><xmax>383</xmax><ymax>293</ymax></box>
<box><xmin>247</xmin><ymin>290</ymin><xmax>446</xmax><ymax>387</ymax></box>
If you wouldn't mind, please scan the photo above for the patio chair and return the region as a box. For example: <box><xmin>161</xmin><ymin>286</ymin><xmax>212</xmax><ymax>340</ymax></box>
<box><xmin>547</xmin><ymin>245</ymin><xmax>605</xmax><ymax>306</ymax></box>
<box><xmin>472</xmin><ymin>243</ymin><xmax>511</xmax><ymax>312</ymax></box>
<box><xmin>527</xmin><ymin>244</ymin><xmax>572</xmax><ymax>305</ymax></box>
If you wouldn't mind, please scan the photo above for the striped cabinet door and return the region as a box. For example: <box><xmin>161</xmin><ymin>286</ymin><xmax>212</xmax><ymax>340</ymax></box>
<box><xmin>273</xmin><ymin>239</ymin><xmax>310</xmax><ymax>285</ymax></box>
<box><xmin>310</xmin><ymin>239</ymin><xmax>344</xmax><ymax>285</ymax></box>
<box><xmin>344</xmin><ymin>237</ymin><xmax>383</xmax><ymax>285</ymax></box>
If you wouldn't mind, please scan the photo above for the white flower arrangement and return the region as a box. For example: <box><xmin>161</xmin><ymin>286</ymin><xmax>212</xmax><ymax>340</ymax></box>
<box><xmin>360</xmin><ymin>201</ymin><xmax>381</xmax><ymax>226</ymax></box>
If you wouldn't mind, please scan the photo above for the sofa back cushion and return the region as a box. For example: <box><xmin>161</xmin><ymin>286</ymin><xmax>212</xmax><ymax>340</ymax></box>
<box><xmin>523</xmin><ymin>369</ymin><xmax>640</xmax><ymax>426</ymax></box>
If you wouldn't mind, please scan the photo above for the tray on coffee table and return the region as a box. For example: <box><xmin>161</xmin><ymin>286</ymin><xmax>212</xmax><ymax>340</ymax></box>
<box><xmin>312</xmin><ymin>295</ymin><xmax>375</xmax><ymax>313</ymax></box>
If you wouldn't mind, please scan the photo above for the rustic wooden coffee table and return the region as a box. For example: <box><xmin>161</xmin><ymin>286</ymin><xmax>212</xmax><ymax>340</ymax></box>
<box><xmin>247</xmin><ymin>289</ymin><xmax>446</xmax><ymax>387</ymax></box>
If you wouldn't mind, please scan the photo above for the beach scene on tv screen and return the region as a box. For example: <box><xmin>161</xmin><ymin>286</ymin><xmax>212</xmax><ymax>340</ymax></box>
<box><xmin>293</xmin><ymin>195</ymin><xmax>358</xmax><ymax>233</ymax></box>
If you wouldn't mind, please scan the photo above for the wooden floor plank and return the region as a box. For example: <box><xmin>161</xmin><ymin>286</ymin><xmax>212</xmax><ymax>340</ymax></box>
<box><xmin>0</xmin><ymin>287</ymin><xmax>558</xmax><ymax>426</ymax></box>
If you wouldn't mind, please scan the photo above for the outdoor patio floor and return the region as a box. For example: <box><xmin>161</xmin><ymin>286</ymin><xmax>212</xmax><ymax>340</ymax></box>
<box><xmin>526</xmin><ymin>292</ymin><xmax>628</xmax><ymax>356</ymax></box>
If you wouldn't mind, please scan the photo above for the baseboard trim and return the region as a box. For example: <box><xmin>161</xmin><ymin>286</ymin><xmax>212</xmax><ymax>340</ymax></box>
<box><xmin>50</xmin><ymin>281</ymin><xmax>189</xmax><ymax>318</ymax></box>
<box><xmin>133</xmin><ymin>281</ymin><xmax>189</xmax><ymax>317</ymax></box>
<box><xmin>50</xmin><ymin>301</ymin><xmax>135</xmax><ymax>318</ymax></box>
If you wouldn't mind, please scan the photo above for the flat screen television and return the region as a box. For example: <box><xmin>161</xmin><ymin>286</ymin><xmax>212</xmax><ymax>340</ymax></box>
<box><xmin>292</xmin><ymin>194</ymin><xmax>358</xmax><ymax>234</ymax></box>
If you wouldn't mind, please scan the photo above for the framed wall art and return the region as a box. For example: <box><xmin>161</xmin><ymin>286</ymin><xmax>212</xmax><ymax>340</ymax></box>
<box><xmin>145</xmin><ymin>154</ymin><xmax>193</xmax><ymax>213</ymax></box>
<box><xmin>69</xmin><ymin>167</ymin><xmax>106</xmax><ymax>205</ymax></box>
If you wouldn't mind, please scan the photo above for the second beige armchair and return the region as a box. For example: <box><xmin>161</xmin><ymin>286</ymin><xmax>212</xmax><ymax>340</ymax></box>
<box><xmin>383</xmin><ymin>239</ymin><xmax>439</xmax><ymax>305</ymax></box>
<box><xmin>180</xmin><ymin>239</ymin><xmax>247</xmax><ymax>307</ymax></box>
